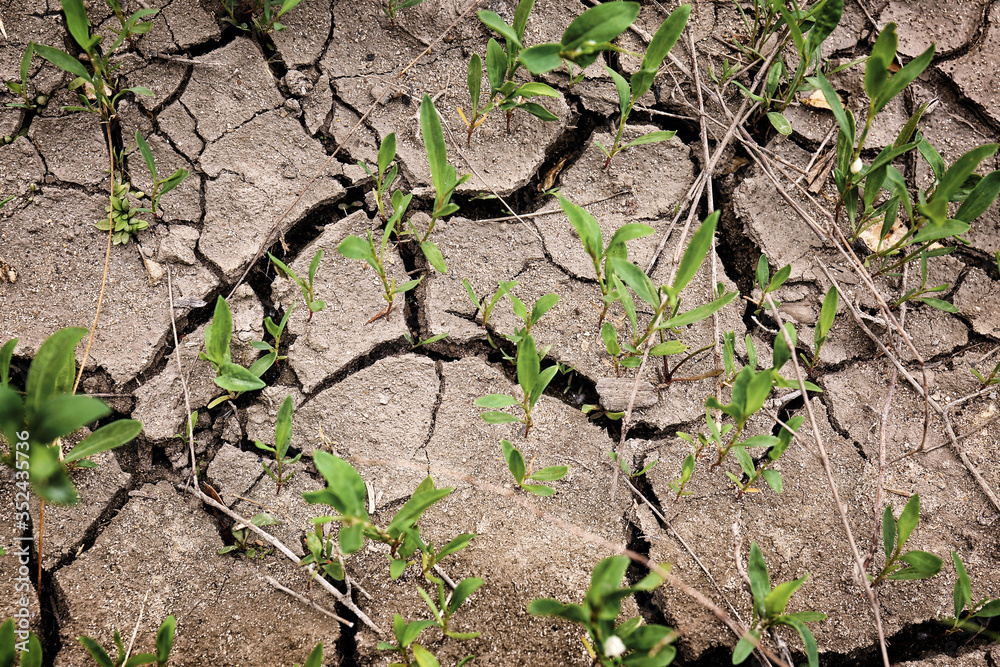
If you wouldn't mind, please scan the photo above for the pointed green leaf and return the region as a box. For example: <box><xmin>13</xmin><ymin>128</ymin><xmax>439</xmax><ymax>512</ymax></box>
<box><xmin>478</xmin><ymin>11</ymin><xmax>521</xmax><ymax>47</ymax></box>
<box><xmin>764</xmin><ymin>574</ymin><xmax>809</xmax><ymax>618</ymax></box>
<box><xmin>952</xmin><ymin>552</ymin><xmax>971</xmax><ymax>617</ymax></box>
<box><xmin>503</xmin><ymin>439</ymin><xmax>526</xmax><ymax>483</ymax></box>
<box><xmin>561</xmin><ymin>2</ymin><xmax>640</xmax><ymax>51</ymax></box>
<box><xmin>214</xmin><ymin>362</ymin><xmax>266</xmax><ymax>393</ymax></box>
<box><xmin>672</xmin><ymin>211</ymin><xmax>719</xmax><ymax>295</ymax></box>
<box><xmin>64</xmin><ymin>419</ymin><xmax>142</xmax><ymax>464</ymax></box>
<box><xmin>766</xmin><ymin>111</ymin><xmax>792</xmax><ymax>135</ymax></box>
<box><xmin>895</xmin><ymin>493</ymin><xmax>920</xmax><ymax>549</ymax></box>
<box><xmin>622</xmin><ymin>130</ymin><xmax>677</xmax><ymax>148</ymax></box>
<box><xmin>475</xmin><ymin>394</ymin><xmax>519</xmax><ymax>408</ymax></box>
<box><xmin>518</xmin><ymin>43</ymin><xmax>562</xmax><ymax>74</ymax></box>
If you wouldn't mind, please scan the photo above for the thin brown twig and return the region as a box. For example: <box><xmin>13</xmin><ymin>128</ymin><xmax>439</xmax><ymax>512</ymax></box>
<box><xmin>264</xmin><ymin>575</ymin><xmax>353</xmax><ymax>626</ymax></box>
<box><xmin>227</xmin><ymin>0</ymin><xmax>484</xmax><ymax>300</ymax></box>
<box><xmin>123</xmin><ymin>589</ymin><xmax>150</xmax><ymax>663</ymax></box>
<box><xmin>865</xmin><ymin>367</ymin><xmax>896</xmax><ymax>570</ymax></box>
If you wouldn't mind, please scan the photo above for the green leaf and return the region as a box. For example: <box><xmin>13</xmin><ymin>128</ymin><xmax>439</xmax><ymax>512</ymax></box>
<box><xmin>0</xmin><ymin>339</ymin><xmax>17</xmax><ymax>387</ymax></box>
<box><xmin>387</xmin><ymin>483</ymin><xmax>453</xmax><ymax>536</ymax></box>
<box><xmin>606</xmin><ymin>65</ymin><xmax>630</xmax><ymax>117</ymax></box>
<box><xmin>816</xmin><ymin>285</ymin><xmax>838</xmax><ymax>344</ymax></box>
<box><xmin>449</xmin><ymin>577</ymin><xmax>484</xmax><ymax>614</ymax></box>
<box><xmin>559</xmin><ymin>195</ymin><xmax>602</xmax><ymax>260</ymax></box>
<box><xmin>649</xmin><ymin>340</ymin><xmax>686</xmax><ymax>356</ymax></box>
<box><xmin>308</xmin><ymin>249</ymin><xmax>324</xmax><ymax>285</ymax></box>
<box><xmin>502</xmin><ymin>439</ymin><xmax>526</xmax><ymax>483</ymax></box>
<box><xmin>935</xmin><ymin>144</ymin><xmax>999</xmax><ymax>205</ymax></box>
<box><xmin>601</xmin><ymin>322</ymin><xmax>621</xmax><ymax>356</ymax></box>
<box><xmin>609</xmin><ymin>257</ymin><xmax>659</xmax><ymax>308</ymax></box>
<box><xmin>481</xmin><ymin>411</ymin><xmax>522</xmax><ymax>424</ymax></box>
<box><xmin>765</xmin><ymin>264</ymin><xmax>791</xmax><ymax>293</ymax></box>
<box><xmin>412</xmin><ymin>644</ymin><xmax>441</xmax><ymax>667</ymax></box>
<box><xmin>955</xmin><ymin>171</ymin><xmax>1000</xmax><ymax>223</ymax></box>
<box><xmin>874</xmin><ymin>41</ymin><xmax>935</xmax><ymax>114</ymax></box>
<box><xmin>434</xmin><ymin>533</ymin><xmax>475</xmax><ymax>561</ymax></box>
<box><xmin>518</xmin><ymin>43</ymin><xmax>562</xmax><ymax>74</ymax></box>
<box><xmin>764</xmin><ymin>574</ymin><xmax>809</xmax><ymax>618</ymax></box>
<box><xmin>274</xmin><ymin>395</ymin><xmax>294</xmax><ymax>458</ymax></box>
<box><xmin>467</xmin><ymin>53</ymin><xmax>482</xmax><ymax>112</ymax></box>
<box><xmin>512</xmin><ymin>82</ymin><xmax>559</xmax><ymax>98</ymax></box>
<box><xmin>672</xmin><ymin>211</ymin><xmax>719</xmax><ymax>295</ymax></box>
<box><xmin>420</xmin><ymin>94</ymin><xmax>448</xmax><ymax>199</ymax></box>
<box><xmin>516</xmin><ymin>334</ymin><xmax>540</xmax><ymax>398</ymax></box>
<box><xmin>214</xmin><ymin>362</ymin><xmax>266</xmax><ymax>393</ymax></box>
<box><xmin>622</xmin><ymin>130</ymin><xmax>677</xmax><ymax>148</ymax></box>
<box><xmin>390</xmin><ymin>557</ymin><xmax>407</xmax><ymax>579</ymax></box>
<box><xmin>761</xmin><ymin>469</ymin><xmax>783</xmax><ymax>493</ymax></box>
<box><xmin>919</xmin><ymin>297</ymin><xmax>958</xmax><ymax>313</ymax></box>
<box><xmin>32</xmin><ymin>42</ymin><xmax>93</xmax><ymax>80</ymax></box>
<box><xmin>883</xmin><ymin>505</ymin><xmax>897</xmax><ymax>558</ymax></box>
<box><xmin>952</xmin><ymin>552</ymin><xmax>971</xmax><ymax>617</ymax></box>
<box><xmin>79</xmin><ymin>636</ymin><xmax>114</xmax><ymax>667</ymax></box>
<box><xmin>155</xmin><ymin>615</ymin><xmax>175</xmax><ymax>664</ymax></box>
<box><xmin>561</xmin><ymin>2</ymin><xmax>640</xmax><ymax>52</ymax></box>
<box><xmin>401</xmin><ymin>620</ymin><xmax>436</xmax><ymax>648</ymax></box>
<box><xmin>30</xmin><ymin>443</ymin><xmax>77</xmax><ymax>504</ymax></box>
<box><xmin>528</xmin><ymin>465</ymin><xmax>568</xmax><ymax>481</ymax></box>
<box><xmin>305</xmin><ymin>450</ymin><xmax>369</xmax><ymax>519</ymax></box>
<box><xmin>895</xmin><ymin>493</ymin><xmax>920</xmax><ymax>549</ymax></box>
<box><xmin>805</xmin><ymin>0</ymin><xmax>843</xmax><ymax>58</ymax></box>
<box><xmin>608</xmin><ymin>223</ymin><xmax>655</xmax><ymax>249</ymax></box>
<box><xmin>135</xmin><ymin>131</ymin><xmax>157</xmax><ymax>180</ymax></box>
<box><xmin>747</xmin><ymin>543</ymin><xmax>769</xmax><ymax>616</ymax></box>
<box><xmin>59</xmin><ymin>0</ymin><xmax>99</xmax><ymax>53</ymax></box>
<box><xmin>888</xmin><ymin>550</ymin><xmax>943</xmax><ymax>579</ymax></box>
<box><xmin>475</xmin><ymin>394</ymin><xmax>519</xmax><ymax>408</ymax></box>
<box><xmin>32</xmin><ymin>394</ymin><xmax>110</xmax><ymax>446</ymax></box>
<box><xmin>512</xmin><ymin>0</ymin><xmax>535</xmax><ymax>41</ymax></box>
<box><xmin>64</xmin><ymin>419</ymin><xmax>142</xmax><ymax>463</ymax></box>
<box><xmin>302</xmin><ymin>643</ymin><xmax>323</xmax><ymax>667</ymax></box>
<box><xmin>806</xmin><ymin>71</ymin><xmax>852</xmax><ymax>146</ymax></box>
<box><xmin>731</xmin><ymin>630</ymin><xmax>759</xmax><ymax>664</ymax></box>
<box><xmin>531</xmin><ymin>294</ymin><xmax>560</xmax><ymax>323</ymax></box>
<box><xmin>25</xmin><ymin>327</ymin><xmax>87</xmax><ymax>418</ymax></box>
<box><xmin>337</xmin><ymin>236</ymin><xmax>373</xmax><ymax>260</ymax></box>
<box><xmin>978</xmin><ymin>599</ymin><xmax>1000</xmax><ymax>617</ymax></box>
<box><xmin>766</xmin><ymin>111</ymin><xmax>792</xmax><ymax>135</ymax></box>
<box><xmin>207</xmin><ymin>297</ymin><xmax>233</xmax><ymax>366</ymax></box>
<box><xmin>865</xmin><ymin>23</ymin><xmax>896</xmax><ymax>102</ymax></box>
<box><xmin>486</xmin><ymin>38</ymin><xmax>506</xmax><ymax>94</ymax></box>
<box><xmin>782</xmin><ymin>616</ymin><xmax>821</xmax><ymax>667</ymax></box>
<box><xmin>755</xmin><ymin>255</ymin><xmax>769</xmax><ymax>289</ymax></box>
<box><xmin>632</xmin><ymin>4</ymin><xmax>690</xmax><ymax>100</ymax></box>
<box><xmin>478</xmin><ymin>10</ymin><xmax>521</xmax><ymax>47</ymax></box>
<box><xmin>658</xmin><ymin>291</ymin><xmax>736</xmax><ymax>329</ymax></box>
<box><xmin>421</xmin><ymin>240</ymin><xmax>448</xmax><ymax>274</ymax></box>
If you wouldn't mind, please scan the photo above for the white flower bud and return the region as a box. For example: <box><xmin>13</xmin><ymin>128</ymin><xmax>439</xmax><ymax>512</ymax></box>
<box><xmin>850</xmin><ymin>157</ymin><xmax>863</xmax><ymax>174</ymax></box>
<box><xmin>604</xmin><ymin>635</ymin><xmax>626</xmax><ymax>658</ymax></box>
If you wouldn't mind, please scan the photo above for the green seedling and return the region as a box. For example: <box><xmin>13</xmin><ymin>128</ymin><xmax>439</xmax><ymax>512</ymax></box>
<box><xmin>890</xmin><ymin>250</ymin><xmax>959</xmax><ymax>312</ymax></box>
<box><xmin>95</xmin><ymin>177</ymin><xmax>149</xmax><ymax>245</ymax></box>
<box><xmin>970</xmin><ymin>358</ymin><xmax>1000</xmax><ymax>388</ymax></box>
<box><xmin>300</xmin><ymin>516</ymin><xmax>345</xmax><ymax>581</ymax></box>
<box><xmin>598</xmin><ymin>5</ymin><xmax>689</xmax><ymax>169</ymax></box>
<box><xmin>134</xmin><ymin>131</ymin><xmax>189</xmax><ymax>218</ymax></box>
<box><xmin>0</xmin><ymin>617</ymin><xmax>42</xmax><ymax>663</ymax></box>
<box><xmin>801</xmin><ymin>286</ymin><xmax>838</xmax><ymax>370</ymax></box>
<box><xmin>31</xmin><ymin>0</ymin><xmax>154</xmax><ymax>122</ymax></box>
<box><xmin>4</xmin><ymin>43</ymin><xmax>45</xmax><ymax>111</ymax></box>
<box><xmin>608</xmin><ymin>452</ymin><xmax>657</xmax><ymax>481</ymax></box>
<box><xmin>79</xmin><ymin>615</ymin><xmax>175</xmax><ymax>667</ymax></box>
<box><xmin>104</xmin><ymin>0</ymin><xmax>159</xmax><ymax>46</ymax></box>
<box><xmin>942</xmin><ymin>552</ymin><xmax>1000</xmax><ymax>638</ymax></box>
<box><xmin>751</xmin><ymin>255</ymin><xmax>790</xmax><ymax>314</ymax></box>
<box><xmin>293</xmin><ymin>643</ymin><xmax>324</xmax><ymax>667</ymax></box>
<box><xmin>871</xmin><ymin>494</ymin><xmax>942</xmax><ymax>586</ymax></box>
<box><xmin>255</xmin><ymin>395</ymin><xmax>302</xmax><ymax>495</ymax></box>
<box><xmin>402</xmin><ymin>331</ymin><xmax>450</xmax><ymax>349</ymax></box>
<box><xmin>172</xmin><ymin>410</ymin><xmax>198</xmax><ymax>444</ymax></box>
<box><xmin>198</xmin><ymin>296</ymin><xmax>268</xmax><ymax>409</ymax></box>
<box><xmin>251</xmin><ymin>304</ymin><xmax>293</xmax><ymax>368</ymax></box>
<box><xmin>476</xmin><ymin>333</ymin><xmax>557</xmax><ymax>437</ymax></box>
<box><xmin>304</xmin><ymin>452</ymin><xmax>477</xmax><ymax>584</ymax></box>
<box><xmin>337</xmin><ymin>192</ymin><xmax>421</xmax><ymax>323</ymax></box>
<box><xmin>728</xmin><ymin>416</ymin><xmax>803</xmax><ymax>497</ymax></box>
<box><xmin>733</xmin><ymin>543</ymin><xmax>826</xmax><ymax>667</ymax></box>
<box><xmin>381</xmin><ymin>0</ymin><xmax>426</xmax><ymax>21</ymax></box>
<box><xmin>359</xmin><ymin>133</ymin><xmax>399</xmax><ymax>222</ymax></box>
<box><xmin>504</xmin><ymin>293</ymin><xmax>560</xmax><ymax>349</ymax></box>
<box><xmin>417</xmin><ymin>576</ymin><xmax>484</xmax><ymax>639</ymax></box>
<box><xmin>268</xmin><ymin>251</ymin><xmax>327</xmax><ymax>321</ymax></box>
<box><xmin>217</xmin><ymin>512</ymin><xmax>280</xmax><ymax>558</ymax></box>
<box><xmin>379</xmin><ymin>614</ymin><xmax>477</xmax><ymax>667</ymax></box>
<box><xmin>665</xmin><ymin>453</ymin><xmax>694</xmax><ymax>499</ymax></box>
<box><xmin>460</xmin><ymin>50</ymin><xmax>559</xmax><ymax>143</ymax></box>
<box><xmin>222</xmin><ymin>0</ymin><xmax>304</xmax><ymax>34</ymax></box>
<box><xmin>560</xmin><ymin>195</ymin><xmax>654</xmax><ymax>323</ymax></box>
<box><xmin>501</xmin><ymin>439</ymin><xmax>568</xmax><ymax>496</ymax></box>
<box><xmin>403</xmin><ymin>95</ymin><xmax>470</xmax><ymax>274</ymax></box>
<box><xmin>463</xmin><ymin>279</ymin><xmax>517</xmax><ymax>331</ymax></box>
<box><xmin>529</xmin><ymin>555</ymin><xmax>677</xmax><ymax>666</ymax></box>
<box><xmin>0</xmin><ymin>330</ymin><xmax>143</xmax><ymax>504</ymax></box>
<box><xmin>581</xmin><ymin>404</ymin><xmax>624</xmax><ymax>421</ymax></box>
<box><xmin>519</xmin><ymin>2</ymin><xmax>641</xmax><ymax>84</ymax></box>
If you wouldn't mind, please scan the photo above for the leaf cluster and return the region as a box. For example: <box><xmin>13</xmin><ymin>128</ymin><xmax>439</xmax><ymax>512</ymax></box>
<box><xmin>198</xmin><ymin>297</ymin><xmax>269</xmax><ymax>408</ymax></box>
<box><xmin>872</xmin><ymin>494</ymin><xmax>942</xmax><ymax>586</ymax></box>
<box><xmin>501</xmin><ymin>439</ymin><xmax>568</xmax><ymax>496</ymax></box>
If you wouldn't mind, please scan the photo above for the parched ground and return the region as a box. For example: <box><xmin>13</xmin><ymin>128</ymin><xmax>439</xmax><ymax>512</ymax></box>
<box><xmin>1</xmin><ymin>0</ymin><xmax>999</xmax><ymax>665</ymax></box>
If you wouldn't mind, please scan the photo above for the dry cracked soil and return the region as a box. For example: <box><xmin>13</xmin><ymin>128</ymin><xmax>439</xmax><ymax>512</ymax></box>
<box><xmin>1</xmin><ymin>0</ymin><xmax>1000</xmax><ymax>665</ymax></box>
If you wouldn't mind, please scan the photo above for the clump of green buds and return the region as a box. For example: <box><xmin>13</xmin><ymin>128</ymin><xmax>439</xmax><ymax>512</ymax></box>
<box><xmin>95</xmin><ymin>178</ymin><xmax>149</xmax><ymax>245</ymax></box>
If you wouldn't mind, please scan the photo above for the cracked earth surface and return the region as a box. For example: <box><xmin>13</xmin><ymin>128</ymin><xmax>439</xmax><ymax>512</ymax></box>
<box><xmin>1</xmin><ymin>0</ymin><xmax>1000</xmax><ymax>665</ymax></box>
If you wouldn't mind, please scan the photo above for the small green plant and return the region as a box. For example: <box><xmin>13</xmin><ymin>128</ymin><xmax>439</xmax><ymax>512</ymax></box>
<box><xmin>359</xmin><ymin>133</ymin><xmax>399</xmax><ymax>222</ymax></box>
<box><xmin>251</xmin><ymin>305</ymin><xmax>293</xmax><ymax>368</ymax></box>
<box><xmin>462</xmin><ymin>279</ymin><xmax>516</xmax><ymax>331</ymax></box>
<box><xmin>402</xmin><ymin>331</ymin><xmax>450</xmax><ymax>349</ymax></box>
<box><xmin>4</xmin><ymin>44</ymin><xmax>46</xmax><ymax>112</ymax></box>
<box><xmin>416</xmin><ymin>576</ymin><xmax>484</xmax><ymax>639</ymax></box>
<box><xmin>292</xmin><ymin>643</ymin><xmax>323</xmax><ymax>667</ymax></box>
<box><xmin>890</xmin><ymin>250</ymin><xmax>959</xmax><ymax>312</ymax></box>
<box><xmin>560</xmin><ymin>195</ymin><xmax>654</xmax><ymax>323</ymax></box>
<box><xmin>727</xmin><ymin>416</ymin><xmax>803</xmax><ymax>497</ymax></box>
<box><xmin>528</xmin><ymin>555</ymin><xmax>677</xmax><ymax>666</ymax></box>
<box><xmin>337</xmin><ymin>192</ymin><xmax>421</xmax><ymax>323</ymax></box>
<box><xmin>942</xmin><ymin>552</ymin><xmax>1000</xmax><ymax>637</ymax></box>
<box><xmin>254</xmin><ymin>395</ymin><xmax>301</xmax><ymax>495</ymax></box>
<box><xmin>198</xmin><ymin>297</ymin><xmax>268</xmax><ymax>409</ymax></box>
<box><xmin>665</xmin><ymin>453</ymin><xmax>694</xmax><ymax>499</ymax></box>
<box><xmin>802</xmin><ymin>285</ymin><xmax>838</xmax><ymax>370</ymax></box>
<box><xmin>79</xmin><ymin>615</ymin><xmax>175</xmax><ymax>667</ymax></box>
<box><xmin>733</xmin><ymin>543</ymin><xmax>826</xmax><ymax>667</ymax></box>
<box><xmin>380</xmin><ymin>0</ymin><xmax>426</xmax><ymax>21</ymax></box>
<box><xmin>379</xmin><ymin>613</ymin><xmax>476</xmax><ymax>667</ymax></box>
<box><xmin>475</xmin><ymin>332</ymin><xmax>557</xmax><ymax>437</ymax></box>
<box><xmin>268</xmin><ymin>251</ymin><xmax>327</xmax><ymax>321</ymax></box>
<box><xmin>751</xmin><ymin>255</ymin><xmax>790</xmax><ymax>314</ymax></box>
<box><xmin>95</xmin><ymin>178</ymin><xmax>149</xmax><ymax>246</ymax></box>
<box><xmin>970</xmin><ymin>358</ymin><xmax>1000</xmax><ymax>388</ymax></box>
<box><xmin>608</xmin><ymin>452</ymin><xmax>657</xmax><ymax>481</ymax></box>
<box><xmin>222</xmin><ymin>0</ymin><xmax>304</xmax><ymax>34</ymax></box>
<box><xmin>104</xmin><ymin>0</ymin><xmax>159</xmax><ymax>46</ymax></box>
<box><xmin>501</xmin><ymin>439</ymin><xmax>568</xmax><ymax>496</ymax></box>
<box><xmin>519</xmin><ymin>2</ymin><xmax>641</xmax><ymax>85</ymax></box>
<box><xmin>598</xmin><ymin>5</ymin><xmax>689</xmax><ymax>169</ymax></box>
<box><xmin>871</xmin><ymin>494</ymin><xmax>942</xmax><ymax>586</ymax></box>
<box><xmin>217</xmin><ymin>512</ymin><xmax>280</xmax><ymax>558</ymax></box>
<box><xmin>0</xmin><ymin>330</ymin><xmax>143</xmax><ymax>504</ymax></box>
<box><xmin>134</xmin><ymin>132</ymin><xmax>189</xmax><ymax>219</ymax></box>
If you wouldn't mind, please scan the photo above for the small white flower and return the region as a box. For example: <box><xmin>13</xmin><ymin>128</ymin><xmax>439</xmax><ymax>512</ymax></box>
<box><xmin>850</xmin><ymin>157</ymin><xmax>863</xmax><ymax>174</ymax></box>
<box><xmin>604</xmin><ymin>635</ymin><xmax>626</xmax><ymax>658</ymax></box>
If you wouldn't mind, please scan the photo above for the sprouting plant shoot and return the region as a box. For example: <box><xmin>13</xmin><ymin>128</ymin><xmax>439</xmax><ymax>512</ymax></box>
<box><xmin>337</xmin><ymin>192</ymin><xmax>422</xmax><ymax>323</ymax></box>
<box><xmin>598</xmin><ymin>5</ymin><xmax>689</xmax><ymax>169</ymax></box>
<box><xmin>528</xmin><ymin>556</ymin><xmax>677</xmax><ymax>666</ymax></box>
<box><xmin>252</xmin><ymin>304</ymin><xmax>293</xmax><ymax>369</ymax></box>
<box><xmin>970</xmin><ymin>357</ymin><xmax>1000</xmax><ymax>388</ymax></box>
<box><xmin>733</xmin><ymin>543</ymin><xmax>826</xmax><ymax>667</ymax></box>
<box><xmin>293</xmin><ymin>643</ymin><xmax>324</xmax><ymax>667</ymax></box>
<box><xmin>871</xmin><ymin>494</ymin><xmax>943</xmax><ymax>586</ymax></box>
<box><xmin>560</xmin><ymin>195</ymin><xmax>653</xmax><ymax>324</ymax></box>
<box><xmin>751</xmin><ymin>255</ymin><xmax>790</xmax><ymax>314</ymax></box>
<box><xmin>502</xmin><ymin>439</ymin><xmax>568</xmax><ymax>496</ymax></box>
<box><xmin>199</xmin><ymin>296</ymin><xmax>268</xmax><ymax>409</ymax></box>
<box><xmin>255</xmin><ymin>395</ymin><xmax>302</xmax><ymax>494</ymax></box>
<box><xmin>134</xmin><ymin>131</ymin><xmax>189</xmax><ymax>218</ymax></box>
<box><xmin>463</xmin><ymin>279</ymin><xmax>517</xmax><ymax>330</ymax></box>
<box><xmin>942</xmin><ymin>552</ymin><xmax>1000</xmax><ymax>636</ymax></box>
<box><xmin>268</xmin><ymin>250</ymin><xmax>327</xmax><ymax>321</ymax></box>
<box><xmin>379</xmin><ymin>614</ymin><xmax>476</xmax><ymax>667</ymax></box>
<box><xmin>402</xmin><ymin>331</ymin><xmax>450</xmax><ymax>350</ymax></box>
<box><xmin>222</xmin><ymin>0</ymin><xmax>304</xmax><ymax>35</ymax></box>
<box><xmin>380</xmin><ymin>0</ymin><xmax>426</xmax><ymax>21</ymax></box>
<box><xmin>802</xmin><ymin>286</ymin><xmax>838</xmax><ymax>370</ymax></box>
<box><xmin>476</xmin><ymin>332</ymin><xmax>557</xmax><ymax>437</ymax></box>
<box><xmin>78</xmin><ymin>614</ymin><xmax>176</xmax><ymax>667</ymax></box>
<box><xmin>95</xmin><ymin>177</ymin><xmax>149</xmax><ymax>245</ymax></box>
<box><xmin>727</xmin><ymin>416</ymin><xmax>803</xmax><ymax>497</ymax></box>
<box><xmin>218</xmin><ymin>512</ymin><xmax>280</xmax><ymax>558</ymax></box>
<box><xmin>519</xmin><ymin>2</ymin><xmax>641</xmax><ymax>85</ymax></box>
<box><xmin>359</xmin><ymin>133</ymin><xmax>399</xmax><ymax>222</ymax></box>
<box><xmin>608</xmin><ymin>452</ymin><xmax>657</xmax><ymax>482</ymax></box>
<box><xmin>4</xmin><ymin>43</ymin><xmax>46</xmax><ymax>111</ymax></box>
